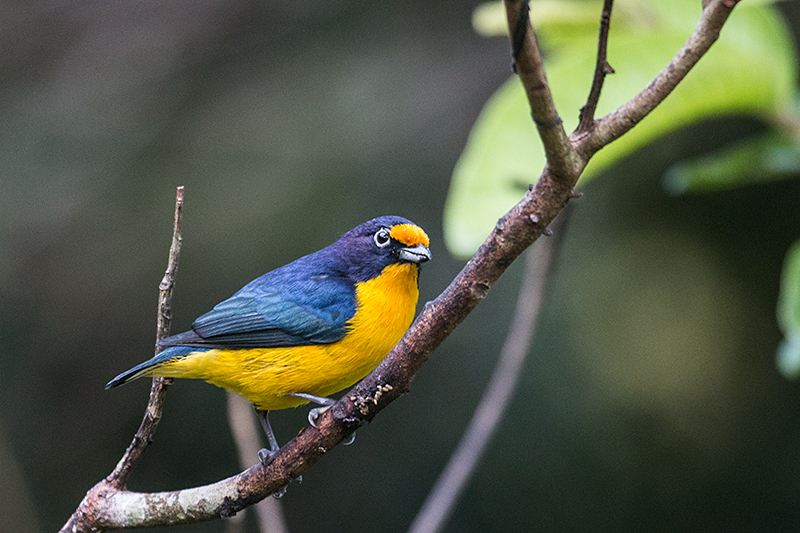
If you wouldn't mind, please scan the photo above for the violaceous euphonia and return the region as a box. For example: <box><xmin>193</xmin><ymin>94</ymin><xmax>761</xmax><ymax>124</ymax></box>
<box><xmin>106</xmin><ymin>216</ymin><xmax>431</xmax><ymax>464</ymax></box>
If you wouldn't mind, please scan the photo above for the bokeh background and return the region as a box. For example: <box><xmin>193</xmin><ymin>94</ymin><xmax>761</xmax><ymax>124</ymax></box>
<box><xmin>3</xmin><ymin>1</ymin><xmax>800</xmax><ymax>532</ymax></box>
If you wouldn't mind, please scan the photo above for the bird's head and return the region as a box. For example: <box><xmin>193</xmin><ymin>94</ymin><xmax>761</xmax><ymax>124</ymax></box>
<box><xmin>333</xmin><ymin>216</ymin><xmax>431</xmax><ymax>282</ymax></box>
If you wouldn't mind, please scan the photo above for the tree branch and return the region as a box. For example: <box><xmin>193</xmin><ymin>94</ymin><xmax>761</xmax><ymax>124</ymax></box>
<box><xmin>504</xmin><ymin>0</ymin><xmax>579</xmax><ymax>183</ymax></box>
<box><xmin>62</xmin><ymin>1</ymin><xmax>742</xmax><ymax>529</ymax></box>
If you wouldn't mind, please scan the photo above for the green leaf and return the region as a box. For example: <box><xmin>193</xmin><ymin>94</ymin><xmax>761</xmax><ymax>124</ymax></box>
<box><xmin>473</xmin><ymin>1</ymin><xmax>601</xmax><ymax>49</ymax></box>
<box><xmin>444</xmin><ymin>0</ymin><xmax>798</xmax><ymax>257</ymax></box>
<box><xmin>663</xmin><ymin>130</ymin><xmax>800</xmax><ymax>194</ymax></box>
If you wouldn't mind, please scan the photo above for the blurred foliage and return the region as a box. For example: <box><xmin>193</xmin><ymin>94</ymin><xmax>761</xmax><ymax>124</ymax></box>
<box><xmin>777</xmin><ymin>241</ymin><xmax>800</xmax><ymax>378</ymax></box>
<box><xmin>663</xmin><ymin>128</ymin><xmax>800</xmax><ymax>194</ymax></box>
<box><xmin>444</xmin><ymin>0</ymin><xmax>799</xmax><ymax>256</ymax></box>
<box><xmin>2</xmin><ymin>1</ymin><xmax>800</xmax><ymax>533</ymax></box>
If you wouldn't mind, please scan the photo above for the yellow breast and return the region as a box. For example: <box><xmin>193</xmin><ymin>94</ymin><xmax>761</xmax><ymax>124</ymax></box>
<box><xmin>150</xmin><ymin>262</ymin><xmax>420</xmax><ymax>410</ymax></box>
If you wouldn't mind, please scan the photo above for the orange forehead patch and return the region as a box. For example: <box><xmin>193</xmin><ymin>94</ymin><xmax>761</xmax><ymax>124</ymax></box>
<box><xmin>390</xmin><ymin>224</ymin><xmax>430</xmax><ymax>248</ymax></box>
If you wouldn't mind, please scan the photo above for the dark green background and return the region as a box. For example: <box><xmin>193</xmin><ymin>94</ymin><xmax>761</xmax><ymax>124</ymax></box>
<box><xmin>3</xmin><ymin>1</ymin><xmax>800</xmax><ymax>532</ymax></box>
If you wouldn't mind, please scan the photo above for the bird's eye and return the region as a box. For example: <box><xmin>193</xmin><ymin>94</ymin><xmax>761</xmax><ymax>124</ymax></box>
<box><xmin>374</xmin><ymin>228</ymin><xmax>391</xmax><ymax>248</ymax></box>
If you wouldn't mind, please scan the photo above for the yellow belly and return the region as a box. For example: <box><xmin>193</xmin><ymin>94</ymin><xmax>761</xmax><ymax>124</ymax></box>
<box><xmin>149</xmin><ymin>263</ymin><xmax>419</xmax><ymax>410</ymax></box>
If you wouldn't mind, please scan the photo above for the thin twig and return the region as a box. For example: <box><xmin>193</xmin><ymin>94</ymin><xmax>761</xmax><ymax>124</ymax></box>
<box><xmin>575</xmin><ymin>0</ymin><xmax>615</xmax><ymax>136</ymax></box>
<box><xmin>107</xmin><ymin>185</ymin><xmax>184</xmax><ymax>488</ymax></box>
<box><xmin>227</xmin><ymin>392</ymin><xmax>289</xmax><ymax>533</ymax></box>
<box><xmin>60</xmin><ymin>187</ymin><xmax>184</xmax><ymax>532</ymax></box>
<box><xmin>408</xmin><ymin>214</ymin><xmax>565</xmax><ymax>533</ymax></box>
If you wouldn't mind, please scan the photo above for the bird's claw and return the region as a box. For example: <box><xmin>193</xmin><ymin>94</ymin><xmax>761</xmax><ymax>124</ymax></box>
<box><xmin>258</xmin><ymin>447</ymin><xmax>277</xmax><ymax>466</ymax></box>
<box><xmin>307</xmin><ymin>405</ymin><xmax>355</xmax><ymax>445</ymax></box>
<box><xmin>308</xmin><ymin>406</ymin><xmax>330</xmax><ymax>428</ymax></box>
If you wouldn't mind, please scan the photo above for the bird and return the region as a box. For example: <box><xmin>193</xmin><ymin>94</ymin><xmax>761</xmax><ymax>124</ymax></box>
<box><xmin>106</xmin><ymin>216</ymin><xmax>430</xmax><ymax>466</ymax></box>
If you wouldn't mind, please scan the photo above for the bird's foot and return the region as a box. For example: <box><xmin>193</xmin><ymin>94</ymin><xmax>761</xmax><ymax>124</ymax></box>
<box><xmin>288</xmin><ymin>392</ymin><xmax>337</xmax><ymax>428</ymax></box>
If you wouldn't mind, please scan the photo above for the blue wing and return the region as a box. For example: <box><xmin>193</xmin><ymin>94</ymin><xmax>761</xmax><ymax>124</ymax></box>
<box><xmin>160</xmin><ymin>262</ymin><xmax>356</xmax><ymax>349</ymax></box>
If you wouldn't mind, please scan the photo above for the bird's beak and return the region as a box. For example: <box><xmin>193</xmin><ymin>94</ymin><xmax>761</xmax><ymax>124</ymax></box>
<box><xmin>399</xmin><ymin>243</ymin><xmax>431</xmax><ymax>264</ymax></box>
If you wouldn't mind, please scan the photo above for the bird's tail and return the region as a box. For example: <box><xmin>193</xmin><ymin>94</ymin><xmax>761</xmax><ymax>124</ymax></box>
<box><xmin>105</xmin><ymin>346</ymin><xmax>201</xmax><ymax>390</ymax></box>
